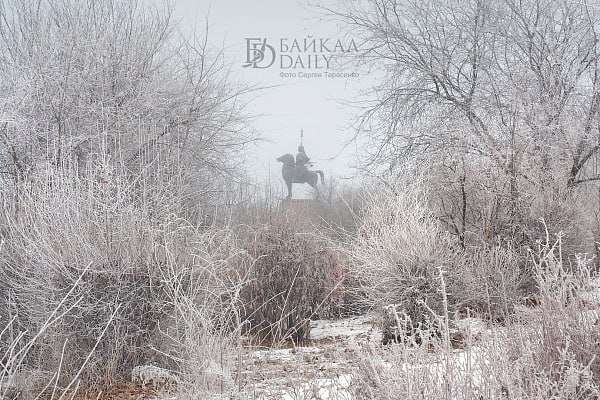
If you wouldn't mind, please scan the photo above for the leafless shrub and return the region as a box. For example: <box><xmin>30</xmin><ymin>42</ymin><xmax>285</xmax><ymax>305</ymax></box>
<box><xmin>0</xmin><ymin>160</ymin><xmax>253</xmax><ymax>397</ymax></box>
<box><xmin>348</xmin><ymin>179</ymin><xmax>456</xmax><ymax>310</ymax></box>
<box><xmin>0</xmin><ymin>263</ymin><xmax>121</xmax><ymax>399</ymax></box>
<box><xmin>155</xmin><ymin>227</ymin><xmax>251</xmax><ymax>398</ymax></box>
<box><xmin>239</xmin><ymin>215</ymin><xmax>344</xmax><ymax>345</ymax></box>
<box><xmin>453</xmin><ymin>243</ymin><xmax>527</xmax><ymax>321</ymax></box>
<box><xmin>499</xmin><ymin>230</ymin><xmax>600</xmax><ymax>398</ymax></box>
<box><xmin>342</xmin><ymin>179</ymin><xmax>460</xmax><ymax>344</ymax></box>
<box><xmin>344</xmin><ymin>178</ymin><xmax>529</xmax><ymax>332</ymax></box>
<box><xmin>0</xmin><ymin>164</ymin><xmax>169</xmax><ymax>387</ymax></box>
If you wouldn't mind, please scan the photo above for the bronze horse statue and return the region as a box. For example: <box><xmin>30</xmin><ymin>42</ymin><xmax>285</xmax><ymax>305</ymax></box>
<box><xmin>276</xmin><ymin>153</ymin><xmax>325</xmax><ymax>199</ymax></box>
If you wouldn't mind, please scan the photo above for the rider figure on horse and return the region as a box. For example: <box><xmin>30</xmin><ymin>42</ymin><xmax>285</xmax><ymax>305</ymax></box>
<box><xmin>276</xmin><ymin>132</ymin><xmax>324</xmax><ymax>199</ymax></box>
<box><xmin>295</xmin><ymin>145</ymin><xmax>311</xmax><ymax>176</ymax></box>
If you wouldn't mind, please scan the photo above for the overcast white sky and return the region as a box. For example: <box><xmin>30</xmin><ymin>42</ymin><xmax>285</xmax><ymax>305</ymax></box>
<box><xmin>173</xmin><ymin>0</ymin><xmax>372</xmax><ymax>197</ymax></box>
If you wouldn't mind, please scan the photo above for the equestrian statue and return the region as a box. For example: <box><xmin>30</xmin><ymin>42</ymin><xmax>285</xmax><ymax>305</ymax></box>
<box><xmin>277</xmin><ymin>130</ymin><xmax>325</xmax><ymax>199</ymax></box>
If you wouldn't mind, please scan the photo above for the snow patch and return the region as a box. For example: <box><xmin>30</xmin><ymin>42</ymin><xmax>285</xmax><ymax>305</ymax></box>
<box><xmin>310</xmin><ymin>315</ymin><xmax>380</xmax><ymax>343</ymax></box>
<box><xmin>131</xmin><ymin>365</ymin><xmax>178</xmax><ymax>388</ymax></box>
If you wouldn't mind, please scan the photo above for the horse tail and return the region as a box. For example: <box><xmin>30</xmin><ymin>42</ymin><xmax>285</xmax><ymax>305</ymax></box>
<box><xmin>316</xmin><ymin>170</ymin><xmax>325</xmax><ymax>185</ymax></box>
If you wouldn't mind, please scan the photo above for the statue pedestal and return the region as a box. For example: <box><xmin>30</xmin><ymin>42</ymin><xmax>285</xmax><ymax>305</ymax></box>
<box><xmin>279</xmin><ymin>199</ymin><xmax>325</xmax><ymax>231</ymax></box>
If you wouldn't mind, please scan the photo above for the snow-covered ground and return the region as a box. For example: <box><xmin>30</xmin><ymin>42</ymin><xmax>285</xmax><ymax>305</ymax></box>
<box><xmin>239</xmin><ymin>315</ymin><xmax>379</xmax><ymax>399</ymax></box>
<box><xmin>237</xmin><ymin>314</ymin><xmax>497</xmax><ymax>399</ymax></box>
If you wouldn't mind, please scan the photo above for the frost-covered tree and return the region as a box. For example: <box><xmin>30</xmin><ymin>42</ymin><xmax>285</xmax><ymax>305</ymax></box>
<box><xmin>326</xmin><ymin>0</ymin><xmax>600</xmax><ymax>248</ymax></box>
<box><xmin>0</xmin><ymin>0</ymin><xmax>257</xmax><ymax>201</ymax></box>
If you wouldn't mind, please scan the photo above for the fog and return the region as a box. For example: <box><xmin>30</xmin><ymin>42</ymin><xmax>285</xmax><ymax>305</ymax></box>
<box><xmin>174</xmin><ymin>0</ymin><xmax>370</xmax><ymax>197</ymax></box>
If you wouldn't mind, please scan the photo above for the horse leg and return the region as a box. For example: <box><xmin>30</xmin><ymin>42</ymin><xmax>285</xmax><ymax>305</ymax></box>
<box><xmin>287</xmin><ymin>181</ymin><xmax>293</xmax><ymax>199</ymax></box>
<box><xmin>308</xmin><ymin>178</ymin><xmax>320</xmax><ymax>200</ymax></box>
